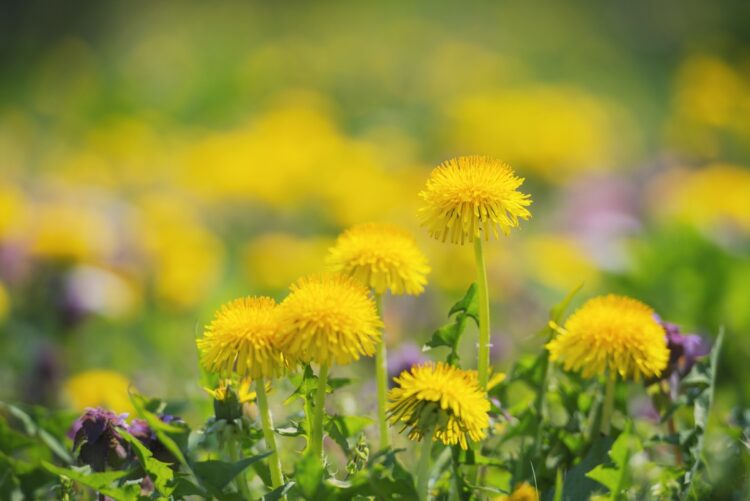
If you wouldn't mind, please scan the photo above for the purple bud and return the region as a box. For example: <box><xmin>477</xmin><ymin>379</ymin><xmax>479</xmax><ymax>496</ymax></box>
<box><xmin>69</xmin><ymin>408</ymin><xmax>129</xmax><ymax>472</ymax></box>
<box><xmin>387</xmin><ymin>343</ymin><xmax>428</xmax><ymax>385</ymax></box>
<box><xmin>661</xmin><ymin>320</ymin><xmax>711</xmax><ymax>378</ymax></box>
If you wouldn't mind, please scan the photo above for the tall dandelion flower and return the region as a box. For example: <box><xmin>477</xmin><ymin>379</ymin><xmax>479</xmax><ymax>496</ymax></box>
<box><xmin>278</xmin><ymin>273</ymin><xmax>382</xmax><ymax>457</ymax></box>
<box><xmin>546</xmin><ymin>294</ymin><xmax>669</xmax><ymax>434</ymax></box>
<box><xmin>327</xmin><ymin>222</ymin><xmax>430</xmax><ymax>449</ymax></box>
<box><xmin>197</xmin><ymin>296</ymin><xmax>286</xmax><ymax>380</ymax></box>
<box><xmin>388</xmin><ymin>362</ymin><xmax>490</xmax><ymax>500</ymax></box>
<box><xmin>418</xmin><ymin>155</ymin><xmax>532</xmax><ymax>390</ymax></box>
<box><xmin>196</xmin><ymin>296</ymin><xmax>287</xmax><ymax>491</ymax></box>
<box><xmin>388</xmin><ymin>362</ymin><xmax>490</xmax><ymax>448</ymax></box>
<box><xmin>418</xmin><ymin>155</ymin><xmax>531</xmax><ymax>246</ymax></box>
<box><xmin>327</xmin><ymin>223</ymin><xmax>430</xmax><ymax>296</ymax></box>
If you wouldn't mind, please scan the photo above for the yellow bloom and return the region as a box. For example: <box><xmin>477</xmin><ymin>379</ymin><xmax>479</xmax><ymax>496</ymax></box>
<box><xmin>495</xmin><ymin>482</ymin><xmax>539</xmax><ymax>501</ymax></box>
<box><xmin>387</xmin><ymin>362</ymin><xmax>490</xmax><ymax>450</ymax></box>
<box><xmin>204</xmin><ymin>379</ymin><xmax>256</xmax><ymax>404</ymax></box>
<box><xmin>63</xmin><ymin>370</ymin><xmax>135</xmax><ymax>414</ymax></box>
<box><xmin>418</xmin><ymin>156</ymin><xmax>532</xmax><ymax>245</ymax></box>
<box><xmin>197</xmin><ymin>296</ymin><xmax>287</xmax><ymax>380</ymax></box>
<box><xmin>277</xmin><ymin>274</ymin><xmax>382</xmax><ymax>366</ymax></box>
<box><xmin>0</xmin><ymin>281</ymin><xmax>8</xmax><ymax>323</ymax></box>
<box><xmin>546</xmin><ymin>295</ymin><xmax>669</xmax><ymax>381</ymax></box>
<box><xmin>327</xmin><ymin>223</ymin><xmax>430</xmax><ymax>295</ymax></box>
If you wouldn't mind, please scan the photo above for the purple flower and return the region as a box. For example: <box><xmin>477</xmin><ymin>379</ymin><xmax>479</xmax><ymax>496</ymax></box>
<box><xmin>69</xmin><ymin>408</ymin><xmax>129</xmax><ymax>472</ymax></box>
<box><xmin>661</xmin><ymin>320</ymin><xmax>711</xmax><ymax>378</ymax></box>
<box><xmin>127</xmin><ymin>415</ymin><xmax>184</xmax><ymax>466</ymax></box>
<box><xmin>387</xmin><ymin>343</ymin><xmax>428</xmax><ymax>385</ymax></box>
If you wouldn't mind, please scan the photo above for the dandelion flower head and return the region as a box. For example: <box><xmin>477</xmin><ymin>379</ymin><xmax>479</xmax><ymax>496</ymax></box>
<box><xmin>546</xmin><ymin>294</ymin><xmax>669</xmax><ymax>381</ymax></box>
<box><xmin>197</xmin><ymin>296</ymin><xmax>287</xmax><ymax>380</ymax></box>
<box><xmin>277</xmin><ymin>274</ymin><xmax>382</xmax><ymax>366</ymax></box>
<box><xmin>387</xmin><ymin>362</ymin><xmax>490</xmax><ymax>449</ymax></box>
<box><xmin>418</xmin><ymin>155</ymin><xmax>532</xmax><ymax>245</ymax></box>
<box><xmin>63</xmin><ymin>370</ymin><xmax>135</xmax><ymax>414</ymax></box>
<box><xmin>327</xmin><ymin>223</ymin><xmax>430</xmax><ymax>295</ymax></box>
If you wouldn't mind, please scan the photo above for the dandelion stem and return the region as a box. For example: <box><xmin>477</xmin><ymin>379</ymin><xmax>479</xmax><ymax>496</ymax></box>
<box><xmin>256</xmin><ymin>377</ymin><xmax>284</xmax><ymax>491</ymax></box>
<box><xmin>600</xmin><ymin>373</ymin><xmax>617</xmax><ymax>435</ymax></box>
<box><xmin>226</xmin><ymin>426</ymin><xmax>251</xmax><ymax>499</ymax></box>
<box><xmin>417</xmin><ymin>436</ymin><xmax>432</xmax><ymax>501</ymax></box>
<box><xmin>312</xmin><ymin>362</ymin><xmax>329</xmax><ymax>458</ymax></box>
<box><xmin>473</xmin><ymin>237</ymin><xmax>491</xmax><ymax>390</ymax></box>
<box><xmin>374</xmin><ymin>293</ymin><xmax>390</xmax><ymax>450</ymax></box>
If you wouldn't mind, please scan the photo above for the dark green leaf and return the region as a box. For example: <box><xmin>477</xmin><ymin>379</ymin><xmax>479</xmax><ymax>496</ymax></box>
<box><xmin>42</xmin><ymin>462</ymin><xmax>139</xmax><ymax>501</ymax></box>
<box><xmin>192</xmin><ymin>452</ymin><xmax>271</xmax><ymax>495</ymax></box>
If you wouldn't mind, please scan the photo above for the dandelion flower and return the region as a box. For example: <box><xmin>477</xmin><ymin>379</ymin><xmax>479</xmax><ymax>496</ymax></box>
<box><xmin>327</xmin><ymin>223</ymin><xmax>430</xmax><ymax>295</ymax></box>
<box><xmin>546</xmin><ymin>295</ymin><xmax>669</xmax><ymax>381</ymax></box>
<box><xmin>277</xmin><ymin>274</ymin><xmax>382</xmax><ymax>367</ymax></box>
<box><xmin>418</xmin><ymin>156</ymin><xmax>532</xmax><ymax>245</ymax></box>
<box><xmin>197</xmin><ymin>296</ymin><xmax>287</xmax><ymax>380</ymax></box>
<box><xmin>387</xmin><ymin>362</ymin><xmax>490</xmax><ymax>449</ymax></box>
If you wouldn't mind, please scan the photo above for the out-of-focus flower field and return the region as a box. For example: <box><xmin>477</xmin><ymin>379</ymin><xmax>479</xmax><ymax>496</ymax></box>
<box><xmin>1</xmin><ymin>1</ymin><xmax>750</xmax><ymax>499</ymax></box>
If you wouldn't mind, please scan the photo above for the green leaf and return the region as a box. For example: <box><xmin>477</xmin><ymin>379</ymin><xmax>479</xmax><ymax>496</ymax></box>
<box><xmin>293</xmin><ymin>451</ymin><xmax>329</xmax><ymax>499</ymax></box>
<box><xmin>586</xmin><ymin>423</ymin><xmax>639</xmax><ymax>500</ymax></box>
<box><xmin>130</xmin><ymin>393</ymin><xmax>190</xmax><ymax>468</ymax></box>
<box><xmin>261</xmin><ymin>481</ymin><xmax>295</xmax><ymax>500</ymax></box>
<box><xmin>557</xmin><ymin>434</ymin><xmax>615</xmax><ymax>501</ymax></box>
<box><xmin>553</xmin><ymin>468</ymin><xmax>564</xmax><ymax>501</ymax></box>
<box><xmin>119</xmin><ymin>429</ymin><xmax>175</xmax><ymax>495</ymax></box>
<box><xmin>448</xmin><ymin>282</ymin><xmax>479</xmax><ymax>321</ymax></box>
<box><xmin>41</xmin><ymin>462</ymin><xmax>139</xmax><ymax>501</ymax></box>
<box><xmin>0</xmin><ymin>402</ymin><xmax>73</xmax><ymax>464</ymax></box>
<box><xmin>192</xmin><ymin>452</ymin><xmax>271</xmax><ymax>495</ymax></box>
<box><xmin>681</xmin><ymin>329</ymin><xmax>723</xmax><ymax>498</ymax></box>
<box><xmin>424</xmin><ymin>284</ymin><xmax>478</xmax><ymax>365</ymax></box>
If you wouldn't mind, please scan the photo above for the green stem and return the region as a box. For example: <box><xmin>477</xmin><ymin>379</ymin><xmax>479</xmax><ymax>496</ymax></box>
<box><xmin>226</xmin><ymin>427</ymin><xmax>251</xmax><ymax>499</ymax></box>
<box><xmin>256</xmin><ymin>378</ymin><xmax>285</xmax><ymax>491</ymax></box>
<box><xmin>312</xmin><ymin>362</ymin><xmax>329</xmax><ymax>458</ymax></box>
<box><xmin>473</xmin><ymin>237</ymin><xmax>491</xmax><ymax>390</ymax></box>
<box><xmin>374</xmin><ymin>293</ymin><xmax>390</xmax><ymax>450</ymax></box>
<box><xmin>417</xmin><ymin>436</ymin><xmax>432</xmax><ymax>501</ymax></box>
<box><xmin>600</xmin><ymin>373</ymin><xmax>617</xmax><ymax>435</ymax></box>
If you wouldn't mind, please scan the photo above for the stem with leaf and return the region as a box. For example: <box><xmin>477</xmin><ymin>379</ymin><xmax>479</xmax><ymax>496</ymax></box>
<box><xmin>226</xmin><ymin>426</ymin><xmax>251</xmax><ymax>499</ymax></box>
<box><xmin>255</xmin><ymin>377</ymin><xmax>284</xmax><ymax>490</ymax></box>
<box><xmin>374</xmin><ymin>293</ymin><xmax>390</xmax><ymax>450</ymax></box>
<box><xmin>600</xmin><ymin>373</ymin><xmax>617</xmax><ymax>435</ymax></box>
<box><xmin>417</xmin><ymin>436</ymin><xmax>433</xmax><ymax>501</ymax></box>
<box><xmin>473</xmin><ymin>237</ymin><xmax>491</xmax><ymax>390</ymax></box>
<box><xmin>311</xmin><ymin>362</ymin><xmax>329</xmax><ymax>458</ymax></box>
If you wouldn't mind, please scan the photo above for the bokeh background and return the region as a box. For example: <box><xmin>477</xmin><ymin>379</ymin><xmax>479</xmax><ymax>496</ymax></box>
<box><xmin>1</xmin><ymin>0</ymin><xmax>749</xmax><ymax>491</ymax></box>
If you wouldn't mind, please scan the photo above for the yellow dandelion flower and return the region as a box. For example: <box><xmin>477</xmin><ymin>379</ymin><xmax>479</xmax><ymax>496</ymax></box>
<box><xmin>418</xmin><ymin>156</ymin><xmax>532</xmax><ymax>245</ymax></box>
<box><xmin>387</xmin><ymin>362</ymin><xmax>490</xmax><ymax>450</ymax></box>
<box><xmin>546</xmin><ymin>295</ymin><xmax>669</xmax><ymax>381</ymax></box>
<box><xmin>63</xmin><ymin>370</ymin><xmax>135</xmax><ymax>414</ymax></box>
<box><xmin>277</xmin><ymin>274</ymin><xmax>382</xmax><ymax>367</ymax></box>
<box><xmin>197</xmin><ymin>296</ymin><xmax>287</xmax><ymax>380</ymax></box>
<box><xmin>495</xmin><ymin>482</ymin><xmax>539</xmax><ymax>501</ymax></box>
<box><xmin>204</xmin><ymin>379</ymin><xmax>256</xmax><ymax>404</ymax></box>
<box><xmin>327</xmin><ymin>223</ymin><xmax>430</xmax><ymax>295</ymax></box>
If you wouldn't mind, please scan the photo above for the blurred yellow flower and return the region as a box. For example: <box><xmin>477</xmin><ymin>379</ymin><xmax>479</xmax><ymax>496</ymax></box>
<box><xmin>0</xmin><ymin>184</ymin><xmax>27</xmax><ymax>241</ymax></box>
<box><xmin>277</xmin><ymin>274</ymin><xmax>382</xmax><ymax>366</ymax></box>
<box><xmin>63</xmin><ymin>370</ymin><xmax>135</xmax><ymax>414</ymax></box>
<box><xmin>655</xmin><ymin>164</ymin><xmax>750</xmax><ymax>233</ymax></box>
<box><xmin>136</xmin><ymin>195</ymin><xmax>224</xmax><ymax>309</ymax></box>
<box><xmin>29</xmin><ymin>200</ymin><xmax>116</xmax><ymax>264</ymax></box>
<box><xmin>446</xmin><ymin>87</ymin><xmax>629</xmax><ymax>180</ymax></box>
<box><xmin>495</xmin><ymin>482</ymin><xmax>538</xmax><ymax>501</ymax></box>
<box><xmin>0</xmin><ymin>281</ymin><xmax>9</xmax><ymax>323</ymax></box>
<box><xmin>243</xmin><ymin>233</ymin><xmax>331</xmax><ymax>290</ymax></box>
<box><xmin>419</xmin><ymin>156</ymin><xmax>531</xmax><ymax>245</ymax></box>
<box><xmin>546</xmin><ymin>295</ymin><xmax>669</xmax><ymax>381</ymax></box>
<box><xmin>523</xmin><ymin>234</ymin><xmax>599</xmax><ymax>290</ymax></box>
<box><xmin>327</xmin><ymin>223</ymin><xmax>430</xmax><ymax>295</ymax></box>
<box><xmin>387</xmin><ymin>362</ymin><xmax>490</xmax><ymax>450</ymax></box>
<box><xmin>198</xmin><ymin>296</ymin><xmax>287</xmax><ymax>380</ymax></box>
